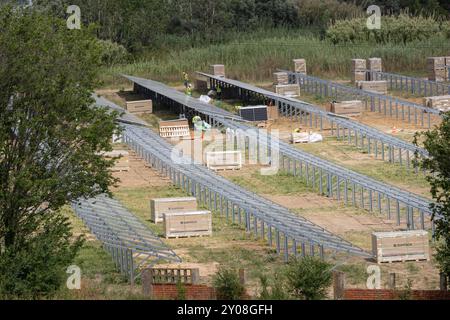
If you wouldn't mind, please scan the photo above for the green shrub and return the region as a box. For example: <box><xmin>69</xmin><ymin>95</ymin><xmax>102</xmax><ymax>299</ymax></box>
<box><xmin>326</xmin><ymin>14</ymin><xmax>443</xmax><ymax>44</ymax></box>
<box><xmin>98</xmin><ymin>39</ymin><xmax>129</xmax><ymax>66</ymax></box>
<box><xmin>284</xmin><ymin>257</ymin><xmax>332</xmax><ymax>300</ymax></box>
<box><xmin>213</xmin><ymin>267</ymin><xmax>245</xmax><ymax>300</ymax></box>
<box><xmin>0</xmin><ymin>214</ymin><xmax>83</xmax><ymax>299</ymax></box>
<box><xmin>258</xmin><ymin>273</ymin><xmax>290</xmax><ymax>300</ymax></box>
<box><xmin>176</xmin><ymin>280</ymin><xmax>187</xmax><ymax>300</ymax></box>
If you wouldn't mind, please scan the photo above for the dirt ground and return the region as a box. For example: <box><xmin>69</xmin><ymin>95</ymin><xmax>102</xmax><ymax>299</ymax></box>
<box><xmin>89</xmin><ymin>86</ymin><xmax>441</xmax><ymax>294</ymax></box>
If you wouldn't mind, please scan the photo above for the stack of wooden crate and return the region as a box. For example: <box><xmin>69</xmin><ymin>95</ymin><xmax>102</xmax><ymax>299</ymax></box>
<box><xmin>372</xmin><ymin>230</ymin><xmax>430</xmax><ymax>263</ymax></box>
<box><xmin>331</xmin><ymin>100</ymin><xmax>363</xmax><ymax>117</ymax></box>
<box><xmin>206</xmin><ymin>151</ymin><xmax>243</xmax><ymax>171</ymax></box>
<box><xmin>273</xmin><ymin>72</ymin><xmax>289</xmax><ymax>85</ymax></box>
<box><xmin>159</xmin><ymin>119</ymin><xmax>190</xmax><ymax>138</ymax></box>
<box><xmin>423</xmin><ymin>95</ymin><xmax>450</xmax><ymax>112</ymax></box>
<box><xmin>150</xmin><ymin>197</ymin><xmax>198</xmax><ymax>223</ymax></box>
<box><xmin>368</xmin><ymin>57</ymin><xmax>382</xmax><ymax>80</ymax></box>
<box><xmin>351</xmin><ymin>59</ymin><xmax>367</xmax><ymax>84</ymax></box>
<box><xmin>125</xmin><ymin>100</ymin><xmax>153</xmax><ymax>115</ymax></box>
<box><xmin>368</xmin><ymin>58</ymin><xmax>382</xmax><ymax>72</ymax></box>
<box><xmin>293</xmin><ymin>59</ymin><xmax>307</xmax><ymax>74</ymax></box>
<box><xmin>357</xmin><ymin>80</ymin><xmax>388</xmax><ymax>94</ymax></box>
<box><xmin>427</xmin><ymin>57</ymin><xmax>447</xmax><ymax>82</ymax></box>
<box><xmin>274</xmin><ymin>84</ymin><xmax>300</xmax><ymax>97</ymax></box>
<box><xmin>210</xmin><ymin>64</ymin><xmax>225</xmax><ymax>77</ymax></box>
<box><xmin>101</xmin><ymin>150</ymin><xmax>130</xmax><ymax>172</ymax></box>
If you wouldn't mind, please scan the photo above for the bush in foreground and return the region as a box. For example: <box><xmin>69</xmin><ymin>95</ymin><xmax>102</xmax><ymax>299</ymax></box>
<box><xmin>213</xmin><ymin>268</ymin><xmax>245</xmax><ymax>300</ymax></box>
<box><xmin>284</xmin><ymin>257</ymin><xmax>333</xmax><ymax>300</ymax></box>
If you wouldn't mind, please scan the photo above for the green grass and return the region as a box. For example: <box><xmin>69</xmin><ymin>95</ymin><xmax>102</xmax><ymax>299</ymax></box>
<box><xmin>114</xmin><ymin>185</ymin><xmax>188</xmax><ymax>235</ymax></box>
<box><xmin>228</xmin><ymin>170</ymin><xmax>310</xmax><ymax>195</ymax></box>
<box><xmin>99</xmin><ymin>32</ymin><xmax>450</xmax><ymax>89</ymax></box>
<box><xmin>296</xmin><ymin>139</ymin><xmax>431</xmax><ymax>197</ymax></box>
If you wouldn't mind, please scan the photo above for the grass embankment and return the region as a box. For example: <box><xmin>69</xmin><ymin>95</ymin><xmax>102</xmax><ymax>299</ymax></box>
<box><xmin>100</xmin><ymin>30</ymin><xmax>450</xmax><ymax>89</ymax></box>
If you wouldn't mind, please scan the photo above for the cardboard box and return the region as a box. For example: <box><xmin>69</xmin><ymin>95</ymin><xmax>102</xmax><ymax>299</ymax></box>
<box><xmin>210</xmin><ymin>64</ymin><xmax>225</xmax><ymax>77</ymax></box>
<box><xmin>151</xmin><ymin>197</ymin><xmax>198</xmax><ymax>223</ymax></box>
<box><xmin>331</xmin><ymin>100</ymin><xmax>363</xmax><ymax>117</ymax></box>
<box><xmin>357</xmin><ymin>80</ymin><xmax>388</xmax><ymax>94</ymax></box>
<box><xmin>163</xmin><ymin>211</ymin><xmax>212</xmax><ymax>238</ymax></box>
<box><xmin>372</xmin><ymin>230</ymin><xmax>430</xmax><ymax>263</ymax></box>
<box><xmin>126</xmin><ymin>100</ymin><xmax>153</xmax><ymax>115</ymax></box>
<box><xmin>274</xmin><ymin>84</ymin><xmax>300</xmax><ymax>97</ymax></box>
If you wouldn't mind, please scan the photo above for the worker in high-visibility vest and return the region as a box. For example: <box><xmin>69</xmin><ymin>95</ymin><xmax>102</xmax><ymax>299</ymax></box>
<box><xmin>192</xmin><ymin>116</ymin><xmax>202</xmax><ymax>125</ymax></box>
<box><xmin>185</xmin><ymin>84</ymin><xmax>193</xmax><ymax>96</ymax></box>
<box><xmin>183</xmin><ymin>72</ymin><xmax>189</xmax><ymax>89</ymax></box>
<box><xmin>216</xmin><ymin>85</ymin><xmax>222</xmax><ymax>100</ymax></box>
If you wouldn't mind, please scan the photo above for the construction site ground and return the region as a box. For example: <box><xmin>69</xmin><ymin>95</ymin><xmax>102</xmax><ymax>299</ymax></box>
<box><xmin>58</xmin><ymin>85</ymin><xmax>442</xmax><ymax>299</ymax></box>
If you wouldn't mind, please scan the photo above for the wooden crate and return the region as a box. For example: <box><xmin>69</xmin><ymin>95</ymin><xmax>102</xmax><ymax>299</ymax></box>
<box><xmin>210</xmin><ymin>64</ymin><xmax>225</xmax><ymax>77</ymax></box>
<box><xmin>427</xmin><ymin>57</ymin><xmax>446</xmax><ymax>69</ymax></box>
<box><xmin>357</xmin><ymin>80</ymin><xmax>388</xmax><ymax>94</ymax></box>
<box><xmin>368</xmin><ymin>58</ymin><xmax>382</xmax><ymax>72</ymax></box>
<box><xmin>126</xmin><ymin>100</ymin><xmax>153</xmax><ymax>115</ymax></box>
<box><xmin>352</xmin><ymin>71</ymin><xmax>367</xmax><ymax>83</ymax></box>
<box><xmin>427</xmin><ymin>57</ymin><xmax>447</xmax><ymax>82</ymax></box>
<box><xmin>195</xmin><ymin>79</ymin><xmax>208</xmax><ymax>91</ymax></box>
<box><xmin>150</xmin><ymin>197</ymin><xmax>198</xmax><ymax>223</ymax></box>
<box><xmin>163</xmin><ymin>211</ymin><xmax>212</xmax><ymax>239</ymax></box>
<box><xmin>267</xmin><ymin>105</ymin><xmax>279</xmax><ymax>120</ymax></box>
<box><xmin>351</xmin><ymin>59</ymin><xmax>367</xmax><ymax>71</ymax></box>
<box><xmin>101</xmin><ymin>150</ymin><xmax>130</xmax><ymax>172</ymax></box>
<box><xmin>423</xmin><ymin>95</ymin><xmax>450</xmax><ymax>112</ymax></box>
<box><xmin>273</xmin><ymin>72</ymin><xmax>289</xmax><ymax>85</ymax></box>
<box><xmin>372</xmin><ymin>230</ymin><xmax>430</xmax><ymax>264</ymax></box>
<box><xmin>159</xmin><ymin>119</ymin><xmax>190</xmax><ymax>138</ymax></box>
<box><xmin>428</xmin><ymin>69</ymin><xmax>447</xmax><ymax>82</ymax></box>
<box><xmin>206</xmin><ymin>151</ymin><xmax>242</xmax><ymax>171</ymax></box>
<box><xmin>331</xmin><ymin>100</ymin><xmax>363</xmax><ymax>117</ymax></box>
<box><xmin>293</xmin><ymin>59</ymin><xmax>307</xmax><ymax>74</ymax></box>
<box><xmin>274</xmin><ymin>84</ymin><xmax>300</xmax><ymax>97</ymax></box>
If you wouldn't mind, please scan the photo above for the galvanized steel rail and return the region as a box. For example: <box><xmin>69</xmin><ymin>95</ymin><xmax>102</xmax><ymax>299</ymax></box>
<box><xmin>282</xmin><ymin>70</ymin><xmax>442</xmax><ymax>128</ymax></box>
<box><xmin>367</xmin><ymin>70</ymin><xmax>450</xmax><ymax>97</ymax></box>
<box><xmin>72</xmin><ymin>195</ymin><xmax>181</xmax><ymax>284</ymax></box>
<box><xmin>123</xmin><ymin>75</ymin><xmax>434</xmax><ymax>232</ymax></box>
<box><xmin>197</xmin><ymin>72</ymin><xmax>428</xmax><ymax>170</ymax></box>
<box><xmin>122</xmin><ymin>124</ymin><xmax>371</xmax><ymax>260</ymax></box>
<box><xmin>94</xmin><ymin>94</ymin><xmax>372</xmax><ymax>260</ymax></box>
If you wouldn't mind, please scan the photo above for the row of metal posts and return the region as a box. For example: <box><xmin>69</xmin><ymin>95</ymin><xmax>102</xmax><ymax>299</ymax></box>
<box><xmin>75</xmin><ymin>204</ymin><xmax>149</xmax><ymax>285</ymax></box>
<box><xmin>204</xmin><ymin>77</ymin><xmax>430</xmax><ymax>230</ymax></box>
<box><xmin>274</xmin><ymin>98</ymin><xmax>419</xmax><ymax>170</ymax></box>
<box><xmin>276</xmin><ymin>150</ymin><xmax>428</xmax><ymax>230</ymax></box>
<box><xmin>293</xmin><ymin>73</ymin><xmax>435</xmax><ymax>128</ymax></box>
<box><xmin>209</xmin><ymin>76</ymin><xmax>421</xmax><ymax>171</ymax></box>
<box><xmin>123</xmin><ymin>128</ymin><xmax>325</xmax><ymax>263</ymax></box>
<box><xmin>370</xmin><ymin>71</ymin><xmax>450</xmax><ymax>97</ymax></box>
<box><xmin>104</xmin><ymin>244</ymin><xmax>135</xmax><ymax>285</ymax></box>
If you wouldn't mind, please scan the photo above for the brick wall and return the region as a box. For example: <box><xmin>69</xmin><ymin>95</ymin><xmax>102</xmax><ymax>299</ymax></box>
<box><xmin>152</xmin><ymin>284</ymin><xmax>216</xmax><ymax>300</ymax></box>
<box><xmin>344</xmin><ymin>289</ymin><xmax>450</xmax><ymax>300</ymax></box>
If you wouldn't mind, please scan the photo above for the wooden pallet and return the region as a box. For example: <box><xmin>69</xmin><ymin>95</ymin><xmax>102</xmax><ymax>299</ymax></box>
<box><xmin>206</xmin><ymin>151</ymin><xmax>242</xmax><ymax>171</ymax></box>
<box><xmin>159</xmin><ymin>119</ymin><xmax>190</xmax><ymax>138</ymax></box>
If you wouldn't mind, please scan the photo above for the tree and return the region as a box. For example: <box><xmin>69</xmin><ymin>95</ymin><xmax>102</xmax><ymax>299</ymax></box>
<box><xmin>0</xmin><ymin>6</ymin><xmax>118</xmax><ymax>297</ymax></box>
<box><xmin>284</xmin><ymin>257</ymin><xmax>332</xmax><ymax>300</ymax></box>
<box><xmin>213</xmin><ymin>267</ymin><xmax>245</xmax><ymax>300</ymax></box>
<box><xmin>415</xmin><ymin>113</ymin><xmax>450</xmax><ymax>282</ymax></box>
